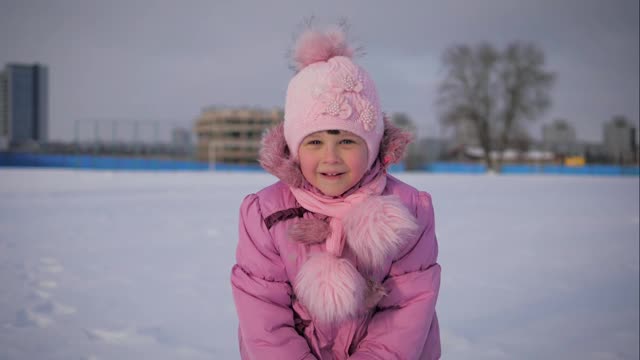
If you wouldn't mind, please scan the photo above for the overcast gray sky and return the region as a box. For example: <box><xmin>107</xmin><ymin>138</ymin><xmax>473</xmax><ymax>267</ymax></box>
<box><xmin>1</xmin><ymin>0</ymin><xmax>638</xmax><ymax>143</ymax></box>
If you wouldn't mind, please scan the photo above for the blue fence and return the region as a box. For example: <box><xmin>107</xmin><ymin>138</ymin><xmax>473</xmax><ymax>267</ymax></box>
<box><xmin>0</xmin><ymin>153</ymin><xmax>211</xmax><ymax>171</ymax></box>
<box><xmin>423</xmin><ymin>162</ymin><xmax>487</xmax><ymax>174</ymax></box>
<box><xmin>1</xmin><ymin>153</ymin><xmax>638</xmax><ymax>175</ymax></box>
<box><xmin>501</xmin><ymin>164</ymin><xmax>639</xmax><ymax>176</ymax></box>
<box><xmin>422</xmin><ymin>162</ymin><xmax>639</xmax><ymax>176</ymax></box>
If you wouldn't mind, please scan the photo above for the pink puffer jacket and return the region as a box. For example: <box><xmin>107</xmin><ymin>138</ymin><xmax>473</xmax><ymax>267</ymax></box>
<box><xmin>231</xmin><ymin>174</ymin><xmax>441</xmax><ymax>359</ymax></box>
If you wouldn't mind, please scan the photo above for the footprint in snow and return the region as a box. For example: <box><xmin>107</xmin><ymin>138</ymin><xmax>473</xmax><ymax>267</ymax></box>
<box><xmin>39</xmin><ymin>257</ymin><xmax>64</xmax><ymax>273</ymax></box>
<box><xmin>83</xmin><ymin>327</ymin><xmax>156</xmax><ymax>345</ymax></box>
<box><xmin>12</xmin><ymin>308</ymin><xmax>53</xmax><ymax>328</ymax></box>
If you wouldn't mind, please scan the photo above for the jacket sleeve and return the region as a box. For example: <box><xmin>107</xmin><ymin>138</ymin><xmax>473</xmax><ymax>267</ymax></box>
<box><xmin>231</xmin><ymin>194</ymin><xmax>317</xmax><ymax>360</ymax></box>
<box><xmin>350</xmin><ymin>192</ymin><xmax>441</xmax><ymax>360</ymax></box>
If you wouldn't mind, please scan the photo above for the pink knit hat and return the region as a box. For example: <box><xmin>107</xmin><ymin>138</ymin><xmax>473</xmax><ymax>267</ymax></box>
<box><xmin>284</xmin><ymin>26</ymin><xmax>384</xmax><ymax>169</ymax></box>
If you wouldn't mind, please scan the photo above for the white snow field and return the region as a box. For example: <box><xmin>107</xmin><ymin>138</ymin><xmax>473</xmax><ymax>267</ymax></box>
<box><xmin>0</xmin><ymin>168</ymin><xmax>638</xmax><ymax>360</ymax></box>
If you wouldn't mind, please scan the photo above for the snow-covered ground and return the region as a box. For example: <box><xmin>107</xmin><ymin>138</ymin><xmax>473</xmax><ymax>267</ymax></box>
<box><xmin>0</xmin><ymin>168</ymin><xmax>638</xmax><ymax>360</ymax></box>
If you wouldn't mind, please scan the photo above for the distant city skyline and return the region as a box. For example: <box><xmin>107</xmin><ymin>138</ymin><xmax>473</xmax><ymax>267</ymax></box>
<box><xmin>1</xmin><ymin>0</ymin><xmax>638</xmax><ymax>143</ymax></box>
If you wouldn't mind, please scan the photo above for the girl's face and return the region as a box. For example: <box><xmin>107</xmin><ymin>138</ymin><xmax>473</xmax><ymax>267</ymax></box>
<box><xmin>298</xmin><ymin>130</ymin><xmax>369</xmax><ymax>197</ymax></box>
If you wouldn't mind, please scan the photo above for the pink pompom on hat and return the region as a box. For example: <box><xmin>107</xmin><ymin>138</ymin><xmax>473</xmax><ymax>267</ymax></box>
<box><xmin>284</xmin><ymin>25</ymin><xmax>384</xmax><ymax>169</ymax></box>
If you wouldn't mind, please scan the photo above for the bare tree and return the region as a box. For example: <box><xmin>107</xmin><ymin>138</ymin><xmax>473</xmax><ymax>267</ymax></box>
<box><xmin>437</xmin><ymin>42</ymin><xmax>554</xmax><ymax>171</ymax></box>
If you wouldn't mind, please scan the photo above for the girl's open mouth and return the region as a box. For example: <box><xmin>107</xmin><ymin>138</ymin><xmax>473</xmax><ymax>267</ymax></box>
<box><xmin>321</xmin><ymin>172</ymin><xmax>344</xmax><ymax>178</ymax></box>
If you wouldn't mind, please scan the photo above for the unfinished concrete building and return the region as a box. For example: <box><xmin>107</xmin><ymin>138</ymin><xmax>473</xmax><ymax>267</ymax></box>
<box><xmin>195</xmin><ymin>107</ymin><xmax>283</xmax><ymax>164</ymax></box>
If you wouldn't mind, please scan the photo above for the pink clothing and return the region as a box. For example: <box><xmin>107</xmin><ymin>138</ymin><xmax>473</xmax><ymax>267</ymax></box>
<box><xmin>289</xmin><ymin>170</ymin><xmax>387</xmax><ymax>258</ymax></box>
<box><xmin>231</xmin><ymin>175</ymin><xmax>441</xmax><ymax>359</ymax></box>
<box><xmin>285</xmin><ymin>27</ymin><xmax>384</xmax><ymax>169</ymax></box>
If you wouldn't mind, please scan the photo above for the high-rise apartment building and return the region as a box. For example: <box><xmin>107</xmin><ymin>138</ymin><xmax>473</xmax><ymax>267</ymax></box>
<box><xmin>0</xmin><ymin>63</ymin><xmax>49</xmax><ymax>148</ymax></box>
<box><xmin>0</xmin><ymin>71</ymin><xmax>7</xmax><ymax>150</ymax></box>
<box><xmin>603</xmin><ymin>115</ymin><xmax>637</xmax><ymax>163</ymax></box>
<box><xmin>194</xmin><ymin>107</ymin><xmax>283</xmax><ymax>164</ymax></box>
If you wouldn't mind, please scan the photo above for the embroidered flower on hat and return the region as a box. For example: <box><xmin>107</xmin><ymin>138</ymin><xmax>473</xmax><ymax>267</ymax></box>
<box><xmin>342</xmin><ymin>75</ymin><xmax>363</xmax><ymax>93</ymax></box>
<box><xmin>321</xmin><ymin>93</ymin><xmax>352</xmax><ymax>119</ymax></box>
<box><xmin>357</xmin><ymin>100</ymin><xmax>376</xmax><ymax>131</ymax></box>
<box><xmin>328</xmin><ymin>69</ymin><xmax>364</xmax><ymax>94</ymax></box>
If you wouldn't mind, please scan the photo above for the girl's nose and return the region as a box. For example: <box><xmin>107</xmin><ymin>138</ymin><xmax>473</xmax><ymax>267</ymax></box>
<box><xmin>323</xmin><ymin>145</ymin><xmax>340</xmax><ymax>163</ymax></box>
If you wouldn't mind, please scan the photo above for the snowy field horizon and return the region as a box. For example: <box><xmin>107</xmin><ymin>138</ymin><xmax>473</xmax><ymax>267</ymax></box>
<box><xmin>1</xmin><ymin>168</ymin><xmax>638</xmax><ymax>359</ymax></box>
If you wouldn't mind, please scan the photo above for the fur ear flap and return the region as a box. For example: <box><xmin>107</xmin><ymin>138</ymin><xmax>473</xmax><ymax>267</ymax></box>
<box><xmin>379</xmin><ymin>115</ymin><xmax>413</xmax><ymax>167</ymax></box>
<box><xmin>344</xmin><ymin>195</ymin><xmax>419</xmax><ymax>271</ymax></box>
<box><xmin>258</xmin><ymin>123</ymin><xmax>305</xmax><ymax>188</ymax></box>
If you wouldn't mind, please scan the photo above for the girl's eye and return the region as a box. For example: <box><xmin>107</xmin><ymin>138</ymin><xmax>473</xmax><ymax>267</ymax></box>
<box><xmin>340</xmin><ymin>139</ymin><xmax>356</xmax><ymax>144</ymax></box>
<box><xmin>307</xmin><ymin>140</ymin><xmax>322</xmax><ymax>145</ymax></box>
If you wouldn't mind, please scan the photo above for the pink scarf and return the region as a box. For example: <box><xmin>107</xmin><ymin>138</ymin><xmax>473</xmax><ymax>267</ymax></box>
<box><xmin>289</xmin><ymin>169</ymin><xmax>387</xmax><ymax>257</ymax></box>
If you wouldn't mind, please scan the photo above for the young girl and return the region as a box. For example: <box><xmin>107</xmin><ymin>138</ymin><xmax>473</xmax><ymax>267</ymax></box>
<box><xmin>231</xmin><ymin>24</ymin><xmax>441</xmax><ymax>359</ymax></box>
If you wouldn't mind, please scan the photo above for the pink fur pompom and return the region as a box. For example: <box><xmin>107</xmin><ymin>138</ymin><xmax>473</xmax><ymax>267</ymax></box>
<box><xmin>344</xmin><ymin>195</ymin><xmax>419</xmax><ymax>271</ymax></box>
<box><xmin>292</xmin><ymin>26</ymin><xmax>354</xmax><ymax>71</ymax></box>
<box><xmin>294</xmin><ymin>253</ymin><xmax>366</xmax><ymax>323</ymax></box>
<box><xmin>288</xmin><ymin>218</ymin><xmax>331</xmax><ymax>244</ymax></box>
